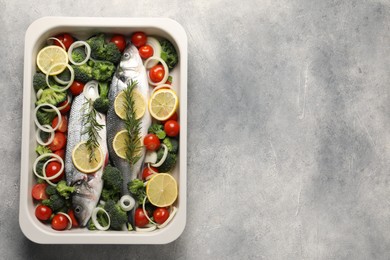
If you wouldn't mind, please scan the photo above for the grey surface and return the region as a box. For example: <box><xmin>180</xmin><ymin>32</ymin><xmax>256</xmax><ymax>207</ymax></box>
<box><xmin>1</xmin><ymin>0</ymin><xmax>389</xmax><ymax>259</ymax></box>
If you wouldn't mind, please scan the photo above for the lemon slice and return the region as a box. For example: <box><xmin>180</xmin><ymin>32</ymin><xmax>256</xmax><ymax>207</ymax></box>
<box><xmin>148</xmin><ymin>89</ymin><xmax>178</xmax><ymax>121</ymax></box>
<box><xmin>72</xmin><ymin>141</ymin><xmax>104</xmax><ymax>174</ymax></box>
<box><xmin>36</xmin><ymin>46</ymin><xmax>68</xmax><ymax>75</ymax></box>
<box><xmin>146</xmin><ymin>173</ymin><xmax>178</xmax><ymax>207</ymax></box>
<box><xmin>113</xmin><ymin>130</ymin><xmax>143</xmax><ymax>159</ymax></box>
<box><xmin>114</xmin><ymin>90</ymin><xmax>146</xmax><ymax>120</ymax></box>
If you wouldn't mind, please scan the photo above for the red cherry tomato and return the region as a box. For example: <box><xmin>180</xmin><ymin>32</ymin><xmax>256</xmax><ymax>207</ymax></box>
<box><xmin>110</xmin><ymin>34</ymin><xmax>126</xmax><ymax>52</ymax></box>
<box><xmin>143</xmin><ymin>133</ymin><xmax>160</xmax><ymax>151</ymax></box>
<box><xmin>142</xmin><ymin>166</ymin><xmax>158</xmax><ymax>180</ymax></box>
<box><xmin>35</xmin><ymin>204</ymin><xmax>53</xmax><ymax>221</ymax></box>
<box><xmin>162</xmin><ymin>112</ymin><xmax>178</xmax><ymax>124</ymax></box>
<box><xmin>45</xmin><ymin>161</ymin><xmax>64</xmax><ymax>183</ymax></box>
<box><xmin>135</xmin><ymin>208</ymin><xmax>149</xmax><ymax>227</ymax></box>
<box><xmin>32</xmin><ymin>183</ymin><xmax>48</xmax><ymax>200</ymax></box>
<box><xmin>48</xmin><ymin>132</ymin><xmax>66</xmax><ymax>151</ymax></box>
<box><xmin>54</xmin><ymin>149</ymin><xmax>65</xmax><ymax>161</ymax></box>
<box><xmin>59</xmin><ymin>100</ymin><xmax>71</xmax><ymax>115</ymax></box>
<box><xmin>51</xmin><ymin>214</ymin><xmax>69</xmax><ymax>230</ymax></box>
<box><xmin>131</xmin><ymin>32</ymin><xmax>147</xmax><ymax>48</ymax></box>
<box><xmin>164</xmin><ymin>120</ymin><xmax>180</xmax><ymax>137</ymax></box>
<box><xmin>54</xmin><ymin>33</ymin><xmax>74</xmax><ymax>50</ymax></box>
<box><xmin>69</xmin><ymin>81</ymin><xmax>85</xmax><ymax>96</ymax></box>
<box><xmin>139</xmin><ymin>45</ymin><xmax>154</xmax><ymax>59</ymax></box>
<box><xmin>67</xmin><ymin>209</ymin><xmax>79</xmax><ymax>227</ymax></box>
<box><xmin>153</xmin><ymin>208</ymin><xmax>170</xmax><ymax>224</ymax></box>
<box><xmin>149</xmin><ymin>64</ymin><xmax>165</xmax><ymax>83</ymax></box>
<box><xmin>52</xmin><ymin>116</ymin><xmax>68</xmax><ymax>133</ymax></box>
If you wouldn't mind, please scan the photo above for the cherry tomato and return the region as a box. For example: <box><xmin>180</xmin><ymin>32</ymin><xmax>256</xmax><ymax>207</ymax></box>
<box><xmin>143</xmin><ymin>133</ymin><xmax>160</xmax><ymax>151</ymax></box>
<box><xmin>48</xmin><ymin>132</ymin><xmax>66</xmax><ymax>151</ymax></box>
<box><xmin>59</xmin><ymin>100</ymin><xmax>71</xmax><ymax>115</ymax></box>
<box><xmin>45</xmin><ymin>161</ymin><xmax>64</xmax><ymax>183</ymax></box>
<box><xmin>52</xmin><ymin>116</ymin><xmax>68</xmax><ymax>133</ymax></box>
<box><xmin>54</xmin><ymin>33</ymin><xmax>74</xmax><ymax>50</ymax></box>
<box><xmin>69</xmin><ymin>81</ymin><xmax>84</xmax><ymax>96</ymax></box>
<box><xmin>164</xmin><ymin>120</ymin><xmax>180</xmax><ymax>137</ymax></box>
<box><xmin>35</xmin><ymin>204</ymin><xmax>53</xmax><ymax>221</ymax></box>
<box><xmin>162</xmin><ymin>112</ymin><xmax>178</xmax><ymax>124</ymax></box>
<box><xmin>51</xmin><ymin>214</ymin><xmax>69</xmax><ymax>230</ymax></box>
<box><xmin>142</xmin><ymin>166</ymin><xmax>158</xmax><ymax>180</ymax></box>
<box><xmin>153</xmin><ymin>207</ymin><xmax>170</xmax><ymax>224</ymax></box>
<box><xmin>54</xmin><ymin>149</ymin><xmax>65</xmax><ymax>161</ymax></box>
<box><xmin>110</xmin><ymin>34</ymin><xmax>126</xmax><ymax>52</ymax></box>
<box><xmin>67</xmin><ymin>209</ymin><xmax>79</xmax><ymax>227</ymax></box>
<box><xmin>131</xmin><ymin>32</ymin><xmax>147</xmax><ymax>48</ymax></box>
<box><xmin>32</xmin><ymin>183</ymin><xmax>48</xmax><ymax>200</ymax></box>
<box><xmin>139</xmin><ymin>45</ymin><xmax>154</xmax><ymax>59</ymax></box>
<box><xmin>149</xmin><ymin>64</ymin><xmax>165</xmax><ymax>83</ymax></box>
<box><xmin>135</xmin><ymin>208</ymin><xmax>149</xmax><ymax>227</ymax></box>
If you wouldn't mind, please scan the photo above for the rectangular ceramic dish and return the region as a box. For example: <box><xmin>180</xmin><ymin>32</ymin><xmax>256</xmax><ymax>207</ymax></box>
<box><xmin>19</xmin><ymin>17</ymin><xmax>187</xmax><ymax>244</ymax></box>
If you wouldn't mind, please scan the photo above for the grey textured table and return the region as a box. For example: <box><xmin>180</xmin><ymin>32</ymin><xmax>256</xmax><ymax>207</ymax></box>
<box><xmin>1</xmin><ymin>0</ymin><xmax>389</xmax><ymax>259</ymax></box>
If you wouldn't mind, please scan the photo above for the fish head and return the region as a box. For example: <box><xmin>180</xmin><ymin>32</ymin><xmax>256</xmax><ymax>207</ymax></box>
<box><xmin>117</xmin><ymin>44</ymin><xmax>143</xmax><ymax>79</ymax></box>
<box><xmin>72</xmin><ymin>179</ymin><xmax>101</xmax><ymax>226</ymax></box>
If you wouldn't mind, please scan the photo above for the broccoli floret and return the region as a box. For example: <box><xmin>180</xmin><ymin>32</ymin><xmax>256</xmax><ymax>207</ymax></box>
<box><xmin>35</xmin><ymin>88</ymin><xmax>67</xmax><ymax>106</ymax></box>
<box><xmin>71</xmin><ymin>47</ymin><xmax>87</xmax><ymax>63</ymax></box>
<box><xmin>104</xmin><ymin>200</ymin><xmax>128</xmax><ymax>230</ymax></box>
<box><xmin>88</xmin><ymin>60</ymin><xmax>116</xmax><ymax>82</ymax></box>
<box><xmin>163</xmin><ymin>137</ymin><xmax>179</xmax><ymax>153</ymax></box>
<box><xmin>101</xmin><ymin>188</ymin><xmax>120</xmax><ymax>202</ymax></box>
<box><xmin>56</xmin><ymin>69</ymin><xmax>71</xmax><ymax>82</ymax></box>
<box><xmin>35</xmin><ymin>145</ymin><xmax>52</xmax><ymax>155</ymax></box>
<box><xmin>71</xmin><ymin>63</ymin><xmax>93</xmax><ymax>83</ymax></box>
<box><xmin>102</xmin><ymin>165</ymin><xmax>123</xmax><ymax>193</ymax></box>
<box><xmin>87</xmin><ymin>34</ymin><xmax>121</xmax><ymax>64</ymax></box>
<box><xmin>128</xmin><ymin>179</ymin><xmax>146</xmax><ymax>204</ymax></box>
<box><xmin>45</xmin><ymin>185</ymin><xmax>57</xmax><ymax>196</ymax></box>
<box><xmin>93</xmin><ymin>82</ymin><xmax>110</xmax><ymax>113</ymax></box>
<box><xmin>56</xmin><ymin>180</ymin><xmax>75</xmax><ymax>199</ymax></box>
<box><xmin>36</xmin><ymin>109</ymin><xmax>57</xmax><ymax>126</ymax></box>
<box><xmin>160</xmin><ymin>39</ymin><xmax>178</xmax><ymax>70</ymax></box>
<box><xmin>33</xmin><ymin>72</ymin><xmax>47</xmax><ymax>91</ymax></box>
<box><xmin>148</xmin><ymin>123</ymin><xmax>166</xmax><ymax>139</ymax></box>
<box><xmin>156</xmin><ymin>149</ymin><xmax>177</xmax><ymax>172</ymax></box>
<box><xmin>42</xmin><ymin>194</ymin><xmax>66</xmax><ymax>211</ymax></box>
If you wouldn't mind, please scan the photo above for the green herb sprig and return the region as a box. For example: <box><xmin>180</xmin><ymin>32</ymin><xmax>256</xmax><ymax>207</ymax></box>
<box><xmin>82</xmin><ymin>99</ymin><xmax>104</xmax><ymax>162</ymax></box>
<box><xmin>123</xmin><ymin>80</ymin><xmax>142</xmax><ymax>165</ymax></box>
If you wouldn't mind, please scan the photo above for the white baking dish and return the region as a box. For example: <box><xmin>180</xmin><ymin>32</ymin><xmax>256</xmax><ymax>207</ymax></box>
<box><xmin>19</xmin><ymin>17</ymin><xmax>187</xmax><ymax>244</ymax></box>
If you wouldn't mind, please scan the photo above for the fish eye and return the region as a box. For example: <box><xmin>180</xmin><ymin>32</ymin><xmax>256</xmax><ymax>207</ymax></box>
<box><xmin>123</xmin><ymin>52</ymin><xmax>130</xmax><ymax>60</ymax></box>
<box><xmin>74</xmin><ymin>206</ymin><xmax>82</xmax><ymax>214</ymax></box>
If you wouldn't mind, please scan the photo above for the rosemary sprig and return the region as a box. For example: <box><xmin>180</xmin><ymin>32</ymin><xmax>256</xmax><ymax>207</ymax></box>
<box><xmin>81</xmin><ymin>99</ymin><xmax>104</xmax><ymax>162</ymax></box>
<box><xmin>123</xmin><ymin>80</ymin><xmax>142</xmax><ymax>165</ymax></box>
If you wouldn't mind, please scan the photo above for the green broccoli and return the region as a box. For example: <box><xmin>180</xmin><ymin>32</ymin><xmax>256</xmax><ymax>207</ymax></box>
<box><xmin>56</xmin><ymin>180</ymin><xmax>75</xmax><ymax>199</ymax></box>
<box><xmin>93</xmin><ymin>81</ymin><xmax>110</xmax><ymax>113</ymax></box>
<box><xmin>163</xmin><ymin>137</ymin><xmax>179</xmax><ymax>153</ymax></box>
<box><xmin>87</xmin><ymin>34</ymin><xmax>121</xmax><ymax>64</ymax></box>
<box><xmin>148</xmin><ymin>123</ymin><xmax>166</xmax><ymax>139</ymax></box>
<box><xmin>160</xmin><ymin>39</ymin><xmax>178</xmax><ymax>70</ymax></box>
<box><xmin>42</xmin><ymin>194</ymin><xmax>66</xmax><ymax>211</ymax></box>
<box><xmin>101</xmin><ymin>188</ymin><xmax>120</xmax><ymax>202</ymax></box>
<box><xmin>56</xmin><ymin>69</ymin><xmax>71</xmax><ymax>82</ymax></box>
<box><xmin>35</xmin><ymin>145</ymin><xmax>52</xmax><ymax>155</ymax></box>
<box><xmin>35</xmin><ymin>88</ymin><xmax>67</xmax><ymax>106</ymax></box>
<box><xmin>128</xmin><ymin>179</ymin><xmax>146</xmax><ymax>204</ymax></box>
<box><xmin>156</xmin><ymin>149</ymin><xmax>177</xmax><ymax>172</ymax></box>
<box><xmin>104</xmin><ymin>200</ymin><xmax>128</xmax><ymax>230</ymax></box>
<box><xmin>88</xmin><ymin>60</ymin><xmax>116</xmax><ymax>82</ymax></box>
<box><xmin>36</xmin><ymin>109</ymin><xmax>57</xmax><ymax>126</ymax></box>
<box><xmin>33</xmin><ymin>72</ymin><xmax>47</xmax><ymax>91</ymax></box>
<box><xmin>71</xmin><ymin>63</ymin><xmax>93</xmax><ymax>83</ymax></box>
<box><xmin>45</xmin><ymin>185</ymin><xmax>58</xmax><ymax>196</ymax></box>
<box><xmin>71</xmin><ymin>47</ymin><xmax>87</xmax><ymax>63</ymax></box>
<box><xmin>102</xmin><ymin>165</ymin><xmax>123</xmax><ymax>193</ymax></box>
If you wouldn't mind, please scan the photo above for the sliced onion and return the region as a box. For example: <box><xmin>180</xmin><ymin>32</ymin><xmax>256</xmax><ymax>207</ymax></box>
<box><xmin>34</xmin><ymin>103</ymin><xmax>62</xmax><ymax>132</ymax></box>
<box><xmin>46</xmin><ymin>37</ymin><xmax>66</xmax><ymax>50</ymax></box>
<box><xmin>68</xmin><ymin>41</ymin><xmax>91</xmax><ymax>66</ymax></box>
<box><xmin>142</xmin><ymin>196</ymin><xmax>157</xmax><ymax>225</ymax></box>
<box><xmin>119</xmin><ymin>195</ymin><xmax>136</xmax><ymax>211</ymax></box>
<box><xmin>152</xmin><ymin>83</ymin><xmax>173</xmax><ymax>94</ymax></box>
<box><xmin>144</xmin><ymin>57</ymin><xmax>169</xmax><ymax>86</ymax></box>
<box><xmin>42</xmin><ymin>158</ymin><xmax>61</xmax><ymax>186</ymax></box>
<box><xmin>36</xmin><ymin>125</ymin><xmax>55</xmax><ymax>145</ymax></box>
<box><xmin>83</xmin><ymin>80</ymin><xmax>100</xmax><ymax>101</ymax></box>
<box><xmin>144</xmin><ymin>151</ymin><xmax>157</xmax><ymax>164</ymax></box>
<box><xmin>46</xmin><ymin>63</ymin><xmax>75</xmax><ymax>92</ymax></box>
<box><xmin>91</xmin><ymin>207</ymin><xmax>110</xmax><ymax>231</ymax></box>
<box><xmin>144</xmin><ymin>37</ymin><xmax>162</xmax><ymax>69</ymax></box>
<box><xmin>57</xmin><ymin>212</ymin><xmax>73</xmax><ymax>230</ymax></box>
<box><xmin>135</xmin><ymin>224</ymin><xmax>157</xmax><ymax>232</ymax></box>
<box><xmin>41</xmin><ymin>94</ymin><xmax>72</xmax><ymax>113</ymax></box>
<box><xmin>151</xmin><ymin>144</ymin><xmax>168</xmax><ymax>167</ymax></box>
<box><xmin>36</xmin><ymin>89</ymin><xmax>44</xmax><ymax>99</ymax></box>
<box><xmin>33</xmin><ymin>153</ymin><xmax>64</xmax><ymax>181</ymax></box>
<box><xmin>157</xmin><ymin>206</ymin><xmax>177</xmax><ymax>229</ymax></box>
<box><xmin>54</xmin><ymin>74</ymin><xmax>71</xmax><ymax>85</ymax></box>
